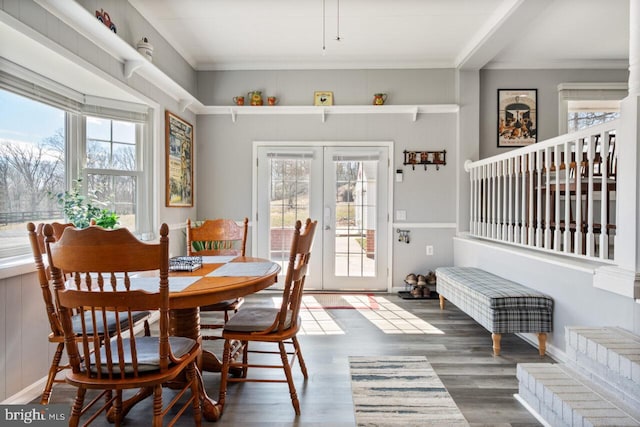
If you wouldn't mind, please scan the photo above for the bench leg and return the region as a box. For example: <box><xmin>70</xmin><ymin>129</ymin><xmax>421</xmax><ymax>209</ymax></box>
<box><xmin>538</xmin><ymin>333</ymin><xmax>547</xmax><ymax>356</ymax></box>
<box><xmin>439</xmin><ymin>295</ymin><xmax>445</xmax><ymax>310</ymax></box>
<box><xmin>492</xmin><ymin>333</ymin><xmax>501</xmax><ymax>356</ymax></box>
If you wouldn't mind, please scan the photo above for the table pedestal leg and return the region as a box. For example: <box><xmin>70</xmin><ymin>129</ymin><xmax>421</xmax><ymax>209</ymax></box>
<box><xmin>170</xmin><ymin>307</ymin><xmax>223</xmax><ymax>421</ymax></box>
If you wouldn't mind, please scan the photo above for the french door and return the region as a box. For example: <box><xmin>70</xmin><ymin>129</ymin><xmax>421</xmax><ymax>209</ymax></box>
<box><xmin>255</xmin><ymin>143</ymin><xmax>390</xmax><ymax>291</ymax></box>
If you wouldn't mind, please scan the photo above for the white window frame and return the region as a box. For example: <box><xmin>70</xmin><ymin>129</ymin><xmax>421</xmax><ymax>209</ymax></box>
<box><xmin>0</xmin><ymin>63</ymin><xmax>154</xmax><ymax>260</ymax></box>
<box><xmin>558</xmin><ymin>82</ymin><xmax>628</xmax><ymax>134</ymax></box>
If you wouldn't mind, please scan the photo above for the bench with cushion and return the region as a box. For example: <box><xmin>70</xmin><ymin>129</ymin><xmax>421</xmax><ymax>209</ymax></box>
<box><xmin>435</xmin><ymin>267</ymin><xmax>553</xmax><ymax>356</ymax></box>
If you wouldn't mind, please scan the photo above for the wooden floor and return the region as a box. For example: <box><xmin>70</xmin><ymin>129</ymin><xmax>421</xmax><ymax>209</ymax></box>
<box><xmin>37</xmin><ymin>291</ymin><xmax>551</xmax><ymax>426</ymax></box>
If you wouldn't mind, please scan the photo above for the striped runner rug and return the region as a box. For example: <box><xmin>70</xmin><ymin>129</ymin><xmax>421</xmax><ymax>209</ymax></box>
<box><xmin>349</xmin><ymin>356</ymin><xmax>469</xmax><ymax>426</ymax></box>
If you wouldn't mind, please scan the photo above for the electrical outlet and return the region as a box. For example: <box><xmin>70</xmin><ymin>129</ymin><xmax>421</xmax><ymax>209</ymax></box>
<box><xmin>426</xmin><ymin>245</ymin><xmax>434</xmax><ymax>256</ymax></box>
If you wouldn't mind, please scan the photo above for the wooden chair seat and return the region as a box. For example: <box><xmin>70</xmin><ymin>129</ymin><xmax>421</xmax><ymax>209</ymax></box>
<box><xmin>199</xmin><ymin>298</ymin><xmax>244</xmax><ymax>312</ymax></box>
<box><xmin>223</xmin><ymin>308</ymin><xmax>296</xmax><ymax>333</ymax></box>
<box><xmin>89</xmin><ymin>336</ymin><xmax>196</xmax><ymax>374</ymax></box>
<box><xmin>70</xmin><ymin>310</ymin><xmax>150</xmax><ymax>336</ymax></box>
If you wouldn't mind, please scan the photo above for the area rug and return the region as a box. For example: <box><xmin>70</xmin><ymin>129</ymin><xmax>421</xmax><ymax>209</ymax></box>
<box><xmin>302</xmin><ymin>293</ymin><xmax>379</xmax><ymax>310</ymax></box>
<box><xmin>349</xmin><ymin>356</ymin><xmax>469</xmax><ymax>427</ymax></box>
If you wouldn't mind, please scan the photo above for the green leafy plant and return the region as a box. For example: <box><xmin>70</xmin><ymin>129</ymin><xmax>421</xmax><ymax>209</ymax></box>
<box><xmin>50</xmin><ymin>178</ymin><xmax>119</xmax><ymax>229</ymax></box>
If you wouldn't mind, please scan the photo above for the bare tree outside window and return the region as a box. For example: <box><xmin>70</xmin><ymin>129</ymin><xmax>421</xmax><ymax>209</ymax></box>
<box><xmin>568</xmin><ymin>111</ymin><xmax>620</xmax><ymax>133</ymax></box>
<box><xmin>0</xmin><ymin>88</ymin><xmax>66</xmax><ymax>256</ymax></box>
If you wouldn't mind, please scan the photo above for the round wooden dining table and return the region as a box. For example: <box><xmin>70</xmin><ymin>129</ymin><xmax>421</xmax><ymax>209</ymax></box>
<box><xmin>121</xmin><ymin>257</ymin><xmax>280</xmax><ymax>422</ymax></box>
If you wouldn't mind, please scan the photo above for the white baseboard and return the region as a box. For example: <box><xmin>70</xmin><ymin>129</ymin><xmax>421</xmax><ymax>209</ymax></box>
<box><xmin>1</xmin><ymin>377</ymin><xmax>47</xmax><ymax>404</ymax></box>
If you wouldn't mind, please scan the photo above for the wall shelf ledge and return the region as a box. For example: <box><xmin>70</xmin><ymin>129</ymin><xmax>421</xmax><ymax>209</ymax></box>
<box><xmin>199</xmin><ymin>104</ymin><xmax>459</xmax><ymax>122</ymax></box>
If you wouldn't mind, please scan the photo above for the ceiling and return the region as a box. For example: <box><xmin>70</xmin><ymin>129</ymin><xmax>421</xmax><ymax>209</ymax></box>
<box><xmin>129</xmin><ymin>0</ymin><xmax>630</xmax><ymax>71</ymax></box>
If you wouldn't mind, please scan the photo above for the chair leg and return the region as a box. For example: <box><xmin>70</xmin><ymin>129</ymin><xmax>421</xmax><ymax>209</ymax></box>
<box><xmin>41</xmin><ymin>342</ymin><xmax>65</xmax><ymax>405</ymax></box>
<box><xmin>217</xmin><ymin>339</ymin><xmax>232</xmax><ymax>412</ymax></box>
<box><xmin>152</xmin><ymin>384</ymin><xmax>163</xmax><ymax>427</ymax></box>
<box><xmin>113</xmin><ymin>390</ymin><xmax>123</xmax><ymax>427</ymax></box>
<box><xmin>187</xmin><ymin>362</ymin><xmax>202</xmax><ymax>426</ymax></box>
<box><xmin>69</xmin><ymin>387</ymin><xmax>86</xmax><ymax>427</ymax></box>
<box><xmin>242</xmin><ymin>341</ymin><xmax>250</xmax><ymax>378</ymax></box>
<box><xmin>292</xmin><ymin>336</ymin><xmax>308</xmax><ymax>379</ymax></box>
<box><xmin>279</xmin><ymin>341</ymin><xmax>300</xmax><ymax>415</ymax></box>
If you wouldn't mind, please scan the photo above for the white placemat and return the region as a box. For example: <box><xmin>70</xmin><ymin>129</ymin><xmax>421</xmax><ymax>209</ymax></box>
<box><xmin>207</xmin><ymin>262</ymin><xmax>275</xmax><ymax>277</ymax></box>
<box><xmin>65</xmin><ymin>276</ymin><xmax>200</xmax><ymax>292</ymax></box>
<box><xmin>201</xmin><ymin>255</ymin><xmax>237</xmax><ymax>264</ymax></box>
<box><xmin>126</xmin><ymin>276</ymin><xmax>201</xmax><ymax>292</ymax></box>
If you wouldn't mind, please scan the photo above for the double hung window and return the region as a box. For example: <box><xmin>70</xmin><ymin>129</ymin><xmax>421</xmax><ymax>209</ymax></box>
<box><xmin>0</xmin><ymin>70</ymin><xmax>151</xmax><ymax>260</ymax></box>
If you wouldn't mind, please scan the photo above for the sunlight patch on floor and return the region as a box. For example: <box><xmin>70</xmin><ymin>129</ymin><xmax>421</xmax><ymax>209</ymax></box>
<box><xmin>271</xmin><ymin>294</ymin><xmax>441</xmax><ymax>335</ymax></box>
<box><xmin>356</xmin><ymin>296</ymin><xmax>444</xmax><ymax>335</ymax></box>
<box><xmin>272</xmin><ymin>296</ymin><xmax>345</xmax><ymax>335</ymax></box>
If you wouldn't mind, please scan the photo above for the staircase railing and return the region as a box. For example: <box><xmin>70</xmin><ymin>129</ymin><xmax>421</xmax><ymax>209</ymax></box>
<box><xmin>466</xmin><ymin>120</ymin><xmax>618</xmax><ymax>261</ymax></box>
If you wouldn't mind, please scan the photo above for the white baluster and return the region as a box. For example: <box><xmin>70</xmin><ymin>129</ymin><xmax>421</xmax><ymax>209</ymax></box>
<box><xmin>496</xmin><ymin>161</ymin><xmax>502</xmax><ymax>240</ymax></box>
<box><xmin>544</xmin><ymin>147</ymin><xmax>551</xmax><ymax>249</ymax></box>
<box><xmin>563</xmin><ymin>141</ymin><xmax>571</xmax><ymax>253</ymax></box>
<box><xmin>585</xmin><ymin>135</ymin><xmax>595</xmax><ymax>257</ymax></box>
<box><xmin>574</xmin><ymin>138</ymin><xmax>584</xmax><ymax>254</ymax></box>
<box><xmin>514</xmin><ymin>156</ymin><xmax>521</xmax><ymax>243</ymax></box>
<box><xmin>599</xmin><ymin>132</ymin><xmax>610</xmax><ymax>259</ymax></box>
<box><xmin>471</xmin><ymin>165</ymin><xmax>476</xmax><ymax>235</ymax></box>
<box><xmin>482</xmin><ymin>164</ymin><xmax>488</xmax><ymax>237</ymax></box>
<box><xmin>490</xmin><ymin>163</ymin><xmax>496</xmax><ymax>238</ymax></box>
<box><xmin>553</xmin><ymin>145</ymin><xmax>561</xmax><ymax>250</ymax></box>
<box><xmin>520</xmin><ymin>154</ymin><xmax>528</xmax><ymax>245</ymax></box>
<box><xmin>507</xmin><ymin>157</ymin><xmax>514</xmax><ymax>242</ymax></box>
<box><xmin>536</xmin><ymin>150</ymin><xmax>543</xmax><ymax>247</ymax></box>
<box><xmin>528</xmin><ymin>153</ymin><xmax>535</xmax><ymax>246</ymax></box>
<box><xmin>502</xmin><ymin>159</ymin><xmax>508</xmax><ymax>241</ymax></box>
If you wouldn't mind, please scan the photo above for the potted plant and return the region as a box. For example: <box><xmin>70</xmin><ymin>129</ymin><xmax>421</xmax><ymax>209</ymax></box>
<box><xmin>50</xmin><ymin>178</ymin><xmax>119</xmax><ymax>229</ymax></box>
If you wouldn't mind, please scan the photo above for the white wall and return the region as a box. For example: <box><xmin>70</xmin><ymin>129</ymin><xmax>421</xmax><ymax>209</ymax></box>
<box><xmin>195</xmin><ymin>69</ymin><xmax>460</xmax><ymax>285</ymax></box>
<box><xmin>479</xmin><ymin>69</ymin><xmax>629</xmax><ymax>159</ymax></box>
<box><xmin>0</xmin><ymin>272</ymin><xmax>53</xmax><ymax>401</ymax></box>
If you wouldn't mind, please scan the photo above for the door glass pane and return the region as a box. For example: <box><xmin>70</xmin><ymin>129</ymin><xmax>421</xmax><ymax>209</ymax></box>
<box><xmin>269</xmin><ymin>158</ymin><xmax>310</xmax><ymax>271</ymax></box>
<box><xmin>334</xmin><ymin>160</ymin><xmax>376</xmax><ymax>277</ymax></box>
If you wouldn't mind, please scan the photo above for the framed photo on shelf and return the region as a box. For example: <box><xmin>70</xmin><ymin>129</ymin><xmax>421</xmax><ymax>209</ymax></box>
<box><xmin>497</xmin><ymin>89</ymin><xmax>537</xmax><ymax>147</ymax></box>
<box><xmin>165</xmin><ymin>110</ymin><xmax>194</xmax><ymax>207</ymax></box>
<box><xmin>314</xmin><ymin>91</ymin><xmax>333</xmax><ymax>106</ymax></box>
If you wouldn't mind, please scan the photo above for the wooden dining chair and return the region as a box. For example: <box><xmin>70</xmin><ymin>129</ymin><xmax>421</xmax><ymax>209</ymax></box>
<box><xmin>217</xmin><ymin>218</ymin><xmax>317</xmax><ymax>416</ymax></box>
<box><xmin>44</xmin><ymin>223</ymin><xmax>201</xmax><ymax>426</ymax></box>
<box><xmin>186</xmin><ymin>217</ymin><xmax>249</xmax><ymax>339</ymax></box>
<box><xmin>27</xmin><ymin>222</ymin><xmax>151</xmax><ymax>405</ymax></box>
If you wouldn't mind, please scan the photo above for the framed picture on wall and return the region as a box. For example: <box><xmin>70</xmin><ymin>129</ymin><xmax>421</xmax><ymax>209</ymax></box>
<box><xmin>165</xmin><ymin>110</ymin><xmax>194</xmax><ymax>207</ymax></box>
<box><xmin>497</xmin><ymin>89</ymin><xmax>537</xmax><ymax>147</ymax></box>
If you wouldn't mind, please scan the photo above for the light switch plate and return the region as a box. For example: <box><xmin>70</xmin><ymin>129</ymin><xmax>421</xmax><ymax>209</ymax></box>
<box><xmin>396</xmin><ymin>210</ymin><xmax>406</xmax><ymax>221</ymax></box>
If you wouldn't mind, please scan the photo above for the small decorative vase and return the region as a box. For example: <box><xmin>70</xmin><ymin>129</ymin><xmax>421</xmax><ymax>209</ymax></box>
<box><xmin>373</xmin><ymin>93</ymin><xmax>387</xmax><ymax>105</ymax></box>
<box><xmin>136</xmin><ymin>37</ymin><xmax>154</xmax><ymax>62</ymax></box>
<box><xmin>248</xmin><ymin>90</ymin><xmax>263</xmax><ymax>106</ymax></box>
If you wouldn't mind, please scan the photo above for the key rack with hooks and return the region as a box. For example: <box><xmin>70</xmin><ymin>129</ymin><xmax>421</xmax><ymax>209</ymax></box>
<box><xmin>403</xmin><ymin>150</ymin><xmax>446</xmax><ymax>170</ymax></box>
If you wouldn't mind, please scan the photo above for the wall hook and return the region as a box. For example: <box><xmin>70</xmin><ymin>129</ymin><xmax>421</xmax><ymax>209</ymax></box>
<box><xmin>397</xmin><ymin>229</ymin><xmax>410</xmax><ymax>243</ymax></box>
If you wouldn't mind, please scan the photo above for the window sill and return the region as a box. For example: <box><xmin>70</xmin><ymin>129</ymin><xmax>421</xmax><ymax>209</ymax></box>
<box><xmin>0</xmin><ymin>255</ymin><xmax>36</xmax><ymax>280</ymax></box>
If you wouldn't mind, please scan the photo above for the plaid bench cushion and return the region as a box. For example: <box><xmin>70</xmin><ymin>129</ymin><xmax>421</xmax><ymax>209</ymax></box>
<box><xmin>435</xmin><ymin>267</ymin><xmax>553</xmax><ymax>310</ymax></box>
<box><xmin>435</xmin><ymin>267</ymin><xmax>553</xmax><ymax>334</ymax></box>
